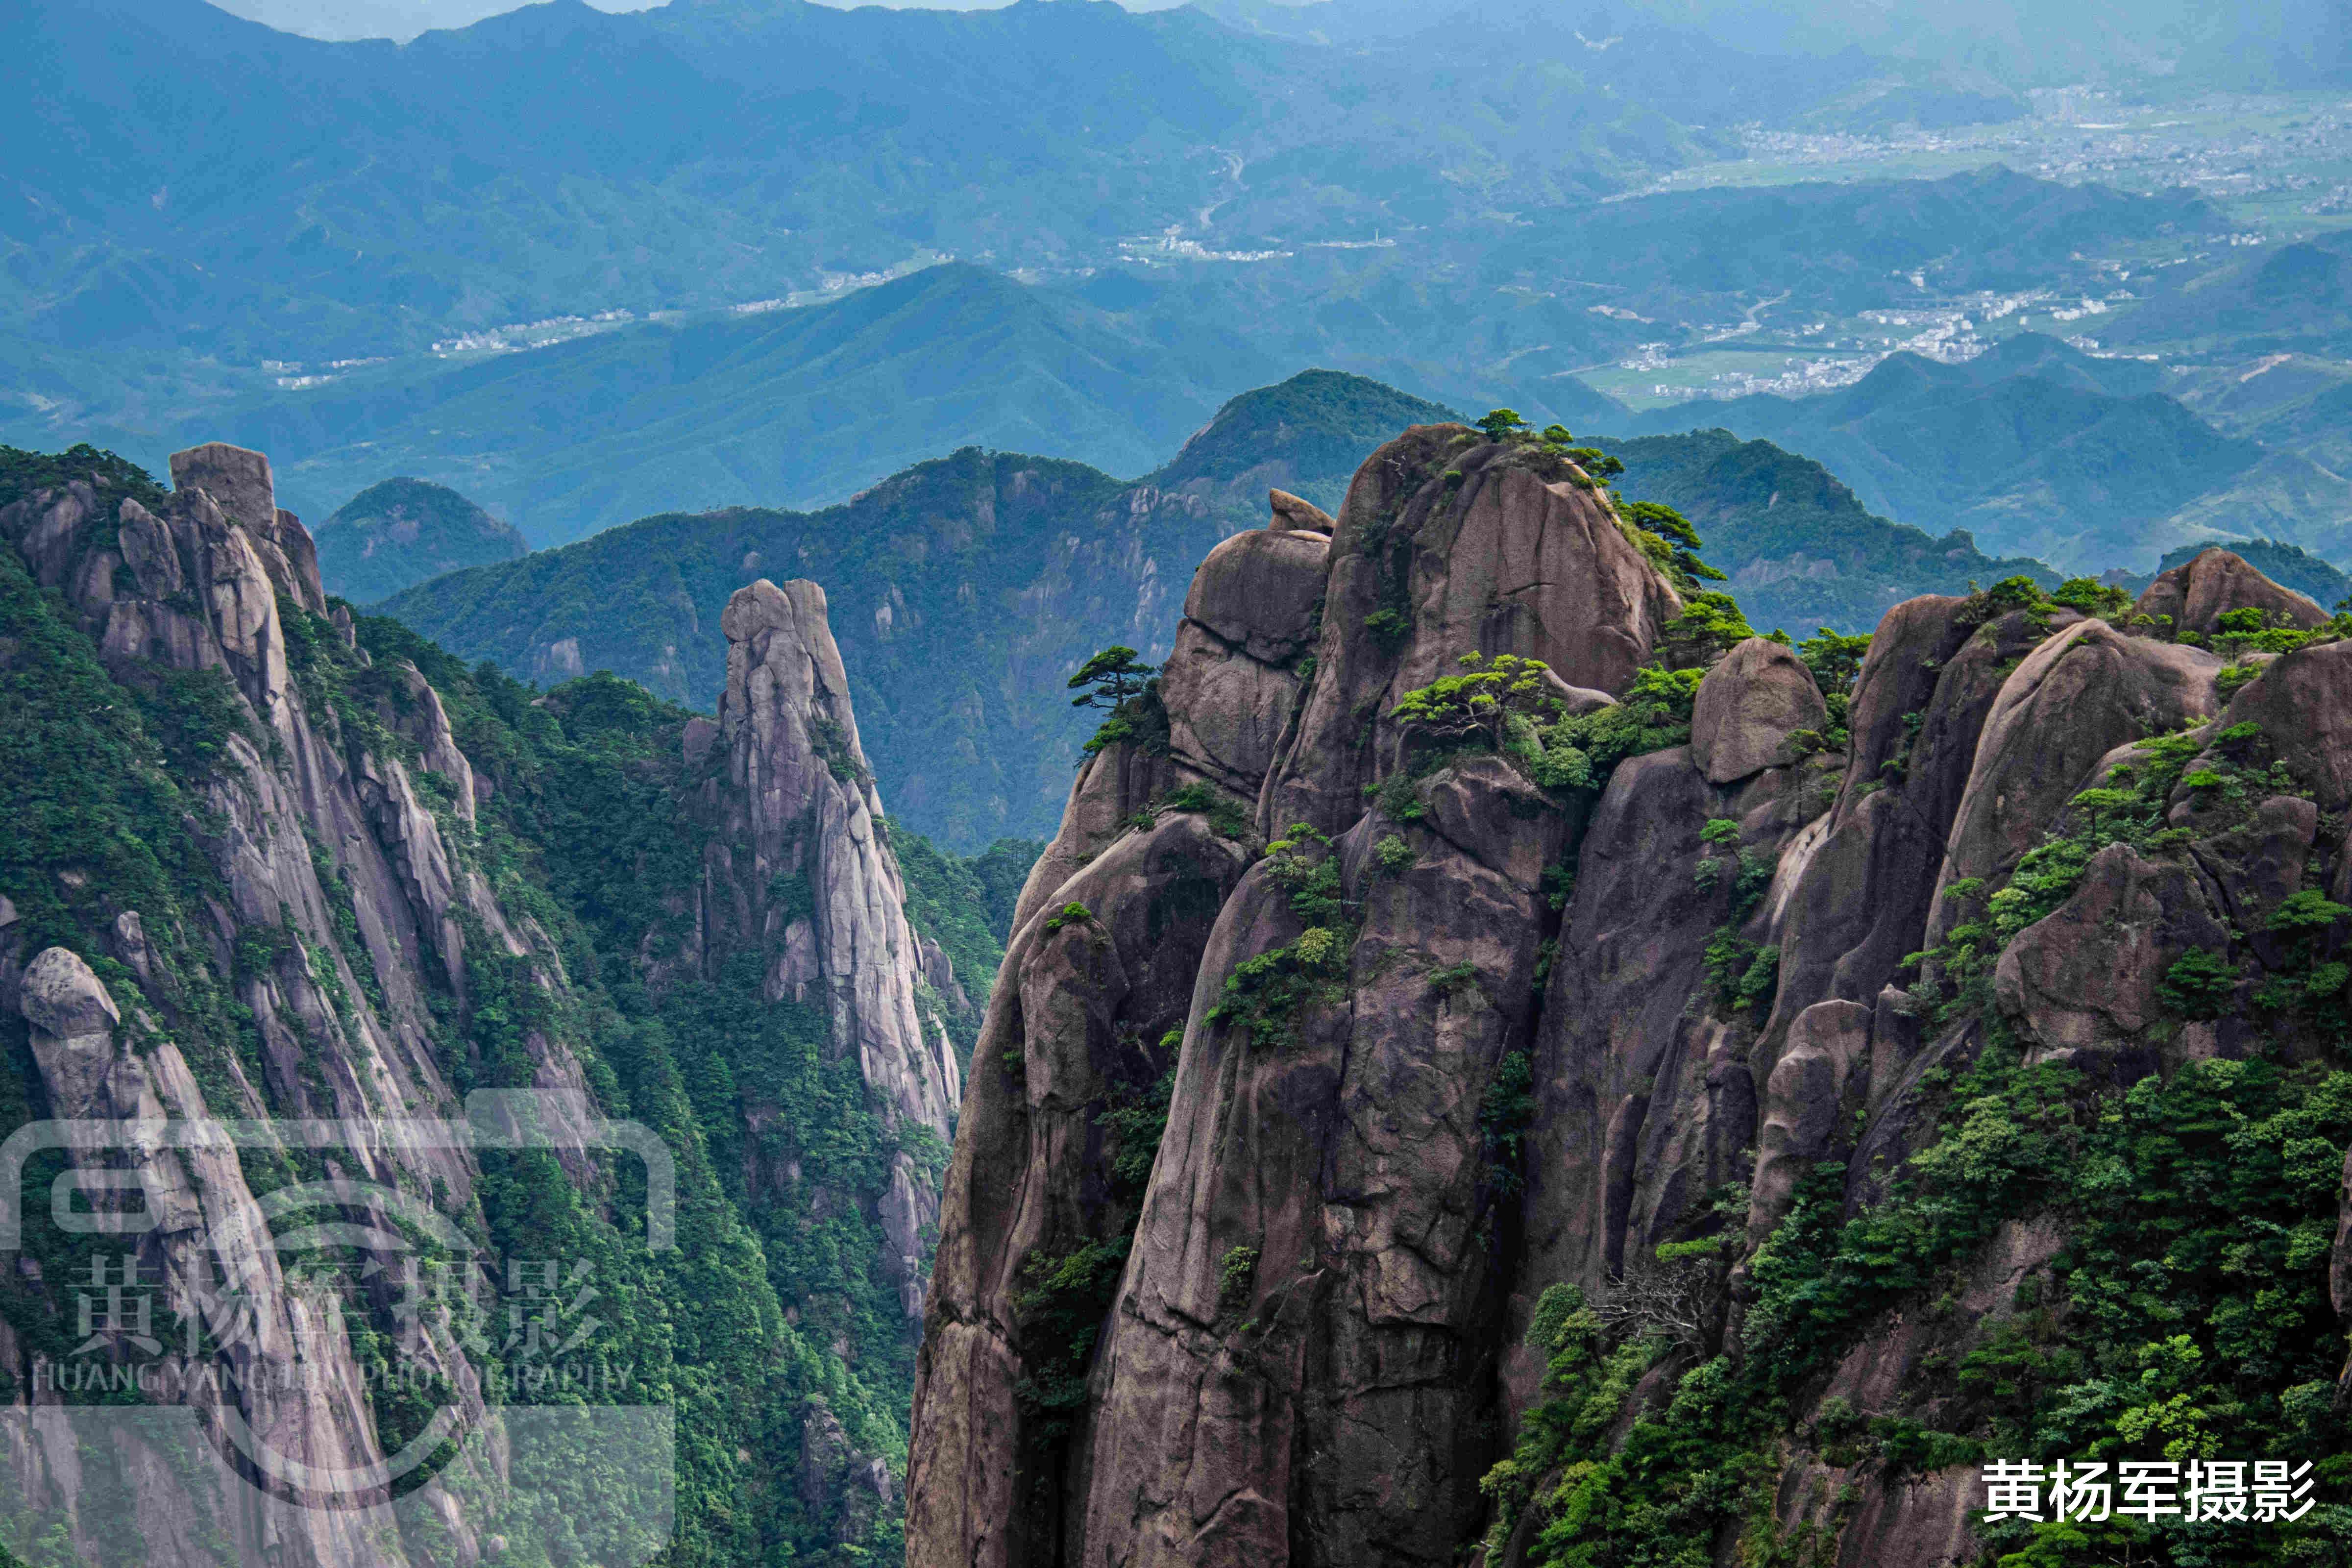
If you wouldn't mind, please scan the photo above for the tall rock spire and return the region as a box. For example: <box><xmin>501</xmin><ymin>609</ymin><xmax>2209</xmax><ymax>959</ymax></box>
<box><xmin>710</xmin><ymin>577</ymin><xmax>961</xmax><ymax>1314</ymax></box>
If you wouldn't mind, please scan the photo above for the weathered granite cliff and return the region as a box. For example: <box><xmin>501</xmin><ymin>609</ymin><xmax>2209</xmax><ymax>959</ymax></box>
<box><xmin>700</xmin><ymin>576</ymin><xmax>965</xmax><ymax>1314</ymax></box>
<box><xmin>910</xmin><ymin>424</ymin><xmax>2352</xmax><ymax>1567</ymax></box>
<box><xmin>0</xmin><ymin>443</ymin><xmax>958</xmax><ymax>1563</ymax></box>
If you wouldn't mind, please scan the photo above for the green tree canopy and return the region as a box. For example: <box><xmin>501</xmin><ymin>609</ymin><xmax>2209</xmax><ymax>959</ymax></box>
<box><xmin>1069</xmin><ymin>646</ymin><xmax>1155</xmax><ymax>710</ymax></box>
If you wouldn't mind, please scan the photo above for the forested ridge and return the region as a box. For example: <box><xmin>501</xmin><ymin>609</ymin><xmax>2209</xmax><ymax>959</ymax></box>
<box><xmin>0</xmin><ymin>440</ymin><xmax>1025</xmax><ymax>1565</ymax></box>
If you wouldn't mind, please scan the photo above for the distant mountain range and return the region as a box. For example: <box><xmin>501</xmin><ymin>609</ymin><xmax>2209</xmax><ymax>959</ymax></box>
<box><xmin>2108</xmin><ymin>228</ymin><xmax>2352</xmax><ymax>358</ymax></box>
<box><xmin>1489</xmin><ymin>166</ymin><xmax>2221</xmax><ymax>326</ymax></box>
<box><xmin>222</xmin><ymin>263</ymin><xmax>1286</xmax><ymax>542</ymax></box>
<box><xmin>378</xmin><ymin>368</ymin><xmax>2067</xmax><ymax>846</ymax></box>
<box><xmin>0</xmin><ymin>0</ymin><xmax>2257</xmax><ymax>522</ymax></box>
<box><xmin>8</xmin><ymin>159</ymin><xmax>2245</xmax><ymax>547</ymax></box>
<box><xmin>0</xmin><ymin>0</ymin><xmax>1742</xmax><ymax>371</ymax></box>
<box><xmin>206</xmin><ymin>0</ymin><xmax>2352</xmax><ymax>94</ymax></box>
<box><xmin>1596</xmin><ymin>428</ymin><xmax>2056</xmax><ymax>635</ymax></box>
<box><xmin>8</xmin><ymin>0</ymin><xmax>2348</xmax><ymax>591</ymax></box>
<box><xmin>2179</xmin><ymin>351</ymin><xmax>2352</xmax><ymax>475</ymax></box>
<box><xmin>1624</xmin><ymin>333</ymin><xmax>2352</xmax><ymax>571</ymax></box>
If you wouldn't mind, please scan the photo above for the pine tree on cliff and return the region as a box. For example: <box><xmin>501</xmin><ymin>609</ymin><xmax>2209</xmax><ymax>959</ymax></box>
<box><xmin>1068</xmin><ymin>645</ymin><xmax>1155</xmax><ymax>709</ymax></box>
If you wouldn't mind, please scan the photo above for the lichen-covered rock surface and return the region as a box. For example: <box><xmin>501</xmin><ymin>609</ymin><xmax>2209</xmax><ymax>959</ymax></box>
<box><xmin>911</xmin><ymin>432</ymin><xmax>2352</xmax><ymax>1568</ymax></box>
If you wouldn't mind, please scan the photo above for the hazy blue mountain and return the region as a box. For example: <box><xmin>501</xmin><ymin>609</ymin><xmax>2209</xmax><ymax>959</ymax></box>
<box><xmin>0</xmin><ymin>0</ymin><xmax>1730</xmax><ymax>369</ymax></box>
<box><xmin>378</xmin><ymin>368</ymin><xmax>2103</xmax><ymax>845</ymax></box>
<box><xmin>314</xmin><ymin>475</ymin><xmax>526</xmax><ymax>602</ymax></box>
<box><xmin>377</xmin><ymin>369</ymin><xmax>1454</xmax><ymax>846</ymax></box>
<box><xmin>1623</xmin><ymin>333</ymin><xmax>2352</xmax><ymax>571</ymax></box>
<box><xmin>213</xmin><ymin>0</ymin><xmax>652</xmax><ymax>39</ymax></box>
<box><xmin>2177</xmin><ymin>353</ymin><xmax>2352</xmax><ymax>475</ymax></box>
<box><xmin>1622</xmin><ymin>0</ymin><xmax>2351</xmax><ymax>90</ymax></box>
<box><xmin>1834</xmin><ymin>84</ymin><xmax>2026</xmax><ymax>132</ymax></box>
<box><xmin>0</xmin><ymin>0</ymin><xmax>2248</xmax><ymax>559</ymax></box>
<box><xmin>12</xmin><ymin>253</ymin><xmax>1616</xmax><ymax>548</ymax></box>
<box><xmin>2108</xmin><ymin>230</ymin><xmax>2352</xmax><ymax>357</ymax></box>
<box><xmin>220</xmin><ymin>263</ymin><xmax>1282</xmax><ymax>541</ymax></box>
<box><xmin>6</xmin><ymin>0</ymin><xmax>2226</xmax><ymax>467</ymax></box>
<box><xmin>1596</xmin><ymin>428</ymin><xmax>2056</xmax><ymax>635</ymax></box>
<box><xmin>1489</xmin><ymin>167</ymin><xmax>2222</xmax><ymax>326</ymax></box>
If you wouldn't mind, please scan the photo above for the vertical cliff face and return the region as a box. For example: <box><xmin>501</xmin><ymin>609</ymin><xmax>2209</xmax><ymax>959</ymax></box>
<box><xmin>912</xmin><ymin>405</ymin><xmax>2352</xmax><ymax>1568</ymax></box>
<box><xmin>909</xmin><ymin>510</ymin><xmax>1315</xmax><ymax>1568</ymax></box>
<box><xmin>913</xmin><ymin>428</ymin><xmax>1686</xmax><ymax>1567</ymax></box>
<box><xmin>704</xmin><ymin>576</ymin><xmax>963</xmax><ymax>1314</ymax></box>
<box><xmin>0</xmin><ymin>444</ymin><xmax>957</xmax><ymax>1563</ymax></box>
<box><xmin>0</xmin><ymin>443</ymin><xmax>555</xmax><ymax>1566</ymax></box>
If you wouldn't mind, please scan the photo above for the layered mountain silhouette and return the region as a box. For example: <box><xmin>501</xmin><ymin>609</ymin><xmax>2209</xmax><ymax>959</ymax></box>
<box><xmin>2110</xmin><ymin>228</ymin><xmax>2352</xmax><ymax>356</ymax></box>
<box><xmin>375</xmin><ymin>370</ymin><xmax>1456</xmax><ymax>847</ymax></box>
<box><xmin>380</xmin><ymin>369</ymin><xmax>2043</xmax><ymax>847</ymax></box>
<box><xmin>1</xmin><ymin>0</ymin><xmax>2254</xmax><ymax>525</ymax></box>
<box><xmin>229</xmin><ymin>264</ymin><xmax>1283</xmax><ymax>542</ymax></box>
<box><xmin>0</xmin><ymin>0</ymin><xmax>1734</xmax><ymax>366</ymax></box>
<box><xmin>1627</xmin><ymin>333</ymin><xmax>2352</xmax><ymax>570</ymax></box>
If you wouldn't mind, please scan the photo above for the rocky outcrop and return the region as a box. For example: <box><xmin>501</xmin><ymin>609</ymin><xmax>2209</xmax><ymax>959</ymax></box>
<box><xmin>1071</xmin><ymin>752</ymin><xmax>1570</xmax><ymax>1568</ymax></box>
<box><xmin>169</xmin><ymin>441</ymin><xmax>327</xmax><ymax>617</ymax></box>
<box><xmin>1689</xmin><ymin>636</ymin><xmax>1827</xmax><ymax>784</ymax></box>
<box><xmin>1162</xmin><ymin>527</ymin><xmax>1326</xmax><ymax>797</ymax></box>
<box><xmin>1520</xmin><ymin>738</ymin><xmax>1832</xmax><ymax>1319</ymax></box>
<box><xmin>2134</xmin><ymin>545</ymin><xmax>2329</xmax><ymax>637</ymax></box>
<box><xmin>911</xmin><ymin>513</ymin><xmax>1288</xmax><ymax>1566</ymax></box>
<box><xmin>8</xmin><ymin>949</ymin><xmax>444</xmax><ymax>1565</ymax></box>
<box><xmin>1746</xmin><ymin>999</ymin><xmax>1872</xmax><ymax>1251</ymax></box>
<box><xmin>915</xmin><ymin>425</ymin><xmax>1690</xmax><ymax>1566</ymax></box>
<box><xmin>1</xmin><ymin>446</ymin><xmax>958</xmax><ymax>1563</ymax></box>
<box><xmin>1760</xmin><ymin>598</ymin><xmax>2047</xmax><ymax>1029</ymax></box>
<box><xmin>1265</xmin><ymin>429</ymin><xmax>1683</xmax><ymax>835</ymax></box>
<box><xmin>0</xmin><ymin>449</ymin><xmax>524</xmax><ymax>1566</ymax></box>
<box><xmin>1993</xmin><ymin>842</ymin><xmax>2235</xmax><ymax>1063</ymax></box>
<box><xmin>1267</xmin><ymin>489</ymin><xmax>1336</xmax><ymax>535</ymax></box>
<box><xmin>910</xmin><ymin>809</ymin><xmax>1253</xmax><ymax>1568</ymax></box>
<box><xmin>704</xmin><ymin>577</ymin><xmax>963</xmax><ymax>1314</ymax></box>
<box><xmin>2205</xmin><ymin>638</ymin><xmax>2352</xmax><ymax>811</ymax></box>
<box><xmin>911</xmin><ymin>427</ymin><xmax>2352</xmax><ymax>1568</ymax></box>
<box><xmin>1924</xmin><ymin>617</ymin><xmax>2222</xmax><ymax>950</ymax></box>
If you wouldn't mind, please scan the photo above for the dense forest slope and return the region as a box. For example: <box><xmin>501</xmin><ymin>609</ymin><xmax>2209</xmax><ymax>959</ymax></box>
<box><xmin>0</xmin><ymin>441</ymin><xmax>1005</xmax><ymax>1565</ymax></box>
<box><xmin>908</xmin><ymin>418</ymin><xmax>2352</xmax><ymax>1567</ymax></box>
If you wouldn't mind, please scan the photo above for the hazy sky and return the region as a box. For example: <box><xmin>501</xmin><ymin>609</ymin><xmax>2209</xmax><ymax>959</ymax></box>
<box><xmin>210</xmin><ymin>0</ymin><xmax>1190</xmax><ymax>43</ymax></box>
